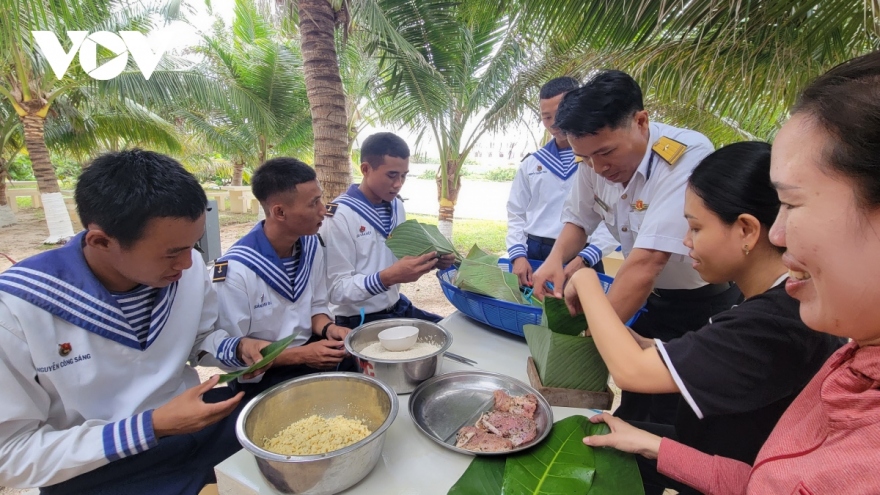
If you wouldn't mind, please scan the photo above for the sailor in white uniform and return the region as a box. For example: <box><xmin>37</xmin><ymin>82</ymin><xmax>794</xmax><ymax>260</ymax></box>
<box><xmin>320</xmin><ymin>133</ymin><xmax>454</xmax><ymax>328</ymax></box>
<box><xmin>0</xmin><ymin>150</ymin><xmax>266</xmax><ymax>495</ymax></box>
<box><xmin>506</xmin><ymin>76</ymin><xmax>619</xmax><ymax>286</ymax></box>
<box><xmin>213</xmin><ymin>158</ymin><xmax>354</xmax><ymax>396</ymax></box>
<box><xmin>533</xmin><ymin>71</ymin><xmax>742</xmax><ymax>425</ymax></box>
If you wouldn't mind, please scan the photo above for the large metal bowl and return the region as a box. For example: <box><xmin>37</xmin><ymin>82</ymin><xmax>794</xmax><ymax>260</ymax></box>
<box><xmin>235</xmin><ymin>372</ymin><xmax>398</xmax><ymax>494</ymax></box>
<box><xmin>409</xmin><ymin>370</ymin><xmax>554</xmax><ymax>455</ymax></box>
<box><xmin>344</xmin><ymin>318</ymin><xmax>452</xmax><ymax>394</ymax></box>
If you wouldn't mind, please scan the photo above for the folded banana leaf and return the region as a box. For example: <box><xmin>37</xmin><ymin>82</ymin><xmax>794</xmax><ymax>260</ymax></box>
<box><xmin>218</xmin><ymin>334</ymin><xmax>297</xmax><ymax>384</ymax></box>
<box><xmin>541</xmin><ymin>296</ymin><xmax>588</xmax><ymax>336</ymax></box>
<box><xmin>455</xmin><ymin>258</ymin><xmax>525</xmax><ymax>304</ymax></box>
<box><xmin>464</xmin><ymin>244</ymin><xmax>499</xmax><ymax>265</ymax></box>
<box><xmin>385</xmin><ymin>219</ymin><xmax>461</xmax><ymax>261</ymax></box>
<box><xmin>447</xmin><ymin>416</ymin><xmax>644</xmax><ymax>495</ymax></box>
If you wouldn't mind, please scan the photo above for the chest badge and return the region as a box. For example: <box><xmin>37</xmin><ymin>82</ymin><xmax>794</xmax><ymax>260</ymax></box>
<box><xmin>359</xmin><ymin>225</ymin><xmax>366</xmax><ymax>233</ymax></box>
<box><xmin>631</xmin><ymin>200</ymin><xmax>649</xmax><ymax>212</ymax></box>
<box><xmin>59</xmin><ymin>343</ymin><xmax>72</xmax><ymax>357</ymax></box>
<box><xmin>537</xmin><ymin>165</ymin><xmax>543</xmax><ymax>172</ymax></box>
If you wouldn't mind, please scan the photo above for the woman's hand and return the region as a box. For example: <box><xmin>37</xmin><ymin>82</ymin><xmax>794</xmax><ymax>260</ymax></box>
<box><xmin>583</xmin><ymin>412</ymin><xmax>662</xmax><ymax>460</ymax></box>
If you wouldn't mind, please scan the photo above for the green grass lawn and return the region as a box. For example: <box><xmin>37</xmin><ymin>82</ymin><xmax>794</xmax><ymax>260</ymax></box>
<box><xmin>407</xmin><ymin>213</ymin><xmax>507</xmax><ymax>256</ymax></box>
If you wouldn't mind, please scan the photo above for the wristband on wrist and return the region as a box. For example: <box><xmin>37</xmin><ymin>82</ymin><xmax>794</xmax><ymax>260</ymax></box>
<box><xmin>321</xmin><ymin>322</ymin><xmax>333</xmax><ymax>339</ymax></box>
<box><xmin>581</xmin><ymin>256</ymin><xmax>591</xmax><ymax>267</ymax></box>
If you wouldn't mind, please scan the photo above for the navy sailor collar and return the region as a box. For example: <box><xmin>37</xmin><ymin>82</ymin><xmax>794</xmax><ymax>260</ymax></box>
<box><xmin>532</xmin><ymin>139</ymin><xmax>577</xmax><ymax>181</ymax></box>
<box><xmin>334</xmin><ymin>184</ymin><xmax>400</xmax><ymax>238</ymax></box>
<box><xmin>218</xmin><ymin>221</ymin><xmax>317</xmax><ymax>303</ymax></box>
<box><xmin>0</xmin><ymin>231</ymin><xmax>178</xmax><ymax>351</ymax></box>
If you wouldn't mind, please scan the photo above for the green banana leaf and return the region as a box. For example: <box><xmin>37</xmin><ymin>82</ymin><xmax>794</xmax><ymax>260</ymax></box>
<box><xmin>448</xmin><ymin>457</ymin><xmax>506</xmax><ymax>495</ymax></box>
<box><xmin>455</xmin><ymin>258</ymin><xmax>525</xmax><ymax>304</ymax></box>
<box><xmin>465</xmin><ymin>244</ymin><xmax>499</xmax><ymax>265</ymax></box>
<box><xmin>502</xmin><ymin>415</ymin><xmax>597</xmax><ymax>494</ymax></box>
<box><xmin>385</xmin><ymin>219</ymin><xmax>461</xmax><ymax>261</ymax></box>
<box><xmin>218</xmin><ymin>334</ymin><xmax>297</xmax><ymax>384</ymax></box>
<box><xmin>447</xmin><ymin>416</ymin><xmax>644</xmax><ymax>495</ymax></box>
<box><xmin>541</xmin><ymin>296</ymin><xmax>588</xmax><ymax>336</ymax></box>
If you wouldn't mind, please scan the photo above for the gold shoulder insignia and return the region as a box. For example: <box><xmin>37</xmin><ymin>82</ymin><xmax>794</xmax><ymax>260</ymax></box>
<box><xmin>212</xmin><ymin>261</ymin><xmax>228</xmax><ymax>282</ymax></box>
<box><xmin>652</xmin><ymin>136</ymin><xmax>688</xmax><ymax>166</ymax></box>
<box><xmin>325</xmin><ymin>203</ymin><xmax>338</xmax><ymax>217</ymax></box>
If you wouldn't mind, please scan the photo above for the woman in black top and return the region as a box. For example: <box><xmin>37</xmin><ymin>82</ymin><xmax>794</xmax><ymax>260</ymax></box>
<box><xmin>564</xmin><ymin>141</ymin><xmax>845</xmax><ymax>495</ymax></box>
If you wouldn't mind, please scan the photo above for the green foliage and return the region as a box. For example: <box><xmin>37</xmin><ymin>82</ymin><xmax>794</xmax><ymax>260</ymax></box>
<box><xmin>7</xmin><ymin>155</ymin><xmax>35</xmax><ymax>181</ymax></box>
<box><xmin>484</xmin><ymin>167</ymin><xmax>517</xmax><ymax>182</ymax></box>
<box><xmin>448</xmin><ymin>416</ymin><xmax>643</xmax><ymax>495</ymax></box>
<box><xmin>218</xmin><ymin>334</ymin><xmax>297</xmax><ymax>384</ymax></box>
<box><xmin>407</xmin><ymin>214</ymin><xmax>506</xmax><ymax>255</ymax></box>
<box><xmin>417</xmin><ymin>169</ymin><xmax>437</xmax><ymax>180</ymax></box>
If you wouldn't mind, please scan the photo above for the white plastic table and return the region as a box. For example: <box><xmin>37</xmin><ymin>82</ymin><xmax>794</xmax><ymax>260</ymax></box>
<box><xmin>214</xmin><ymin>311</ymin><xmax>598</xmax><ymax>495</ymax></box>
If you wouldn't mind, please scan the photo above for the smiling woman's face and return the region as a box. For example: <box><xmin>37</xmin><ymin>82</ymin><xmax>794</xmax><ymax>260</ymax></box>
<box><xmin>769</xmin><ymin>113</ymin><xmax>880</xmax><ymax>344</ymax></box>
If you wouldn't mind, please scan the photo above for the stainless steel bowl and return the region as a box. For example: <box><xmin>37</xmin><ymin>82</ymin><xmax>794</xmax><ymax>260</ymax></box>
<box><xmin>235</xmin><ymin>372</ymin><xmax>399</xmax><ymax>495</ymax></box>
<box><xmin>344</xmin><ymin>318</ymin><xmax>452</xmax><ymax>394</ymax></box>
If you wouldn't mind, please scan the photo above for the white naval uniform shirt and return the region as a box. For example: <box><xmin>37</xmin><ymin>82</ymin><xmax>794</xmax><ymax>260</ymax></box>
<box><xmin>506</xmin><ymin>139</ymin><xmax>618</xmax><ymax>266</ymax></box>
<box><xmin>319</xmin><ymin>184</ymin><xmax>407</xmax><ymax>318</ymax></box>
<box><xmin>0</xmin><ymin>234</ymin><xmax>234</xmax><ymax>488</ymax></box>
<box><xmin>561</xmin><ymin>122</ymin><xmax>713</xmax><ymax>289</ymax></box>
<box><xmin>213</xmin><ymin>224</ymin><xmax>329</xmax><ymax>348</ymax></box>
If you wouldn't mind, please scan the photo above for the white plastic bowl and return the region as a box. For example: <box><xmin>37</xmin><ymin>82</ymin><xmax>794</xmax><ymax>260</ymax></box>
<box><xmin>378</xmin><ymin>325</ymin><xmax>420</xmax><ymax>351</ymax></box>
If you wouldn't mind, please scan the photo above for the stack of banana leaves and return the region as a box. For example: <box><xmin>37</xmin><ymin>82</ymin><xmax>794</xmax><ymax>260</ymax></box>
<box><xmin>385</xmin><ymin>220</ymin><xmax>535</xmax><ymax>306</ymax></box>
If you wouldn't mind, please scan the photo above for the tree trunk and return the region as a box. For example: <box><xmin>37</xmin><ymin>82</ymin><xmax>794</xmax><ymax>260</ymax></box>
<box><xmin>0</xmin><ymin>160</ymin><xmax>15</xmax><ymax>227</ymax></box>
<box><xmin>232</xmin><ymin>159</ymin><xmax>245</xmax><ymax>186</ymax></box>
<box><xmin>298</xmin><ymin>0</ymin><xmax>352</xmax><ymax>203</ymax></box>
<box><xmin>436</xmin><ymin>159</ymin><xmax>462</xmax><ymax>240</ymax></box>
<box><xmin>20</xmin><ymin>112</ymin><xmax>75</xmax><ymax>243</ymax></box>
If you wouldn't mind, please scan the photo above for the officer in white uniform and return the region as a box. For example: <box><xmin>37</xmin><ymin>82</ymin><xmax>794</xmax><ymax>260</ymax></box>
<box><xmin>213</xmin><ymin>158</ymin><xmax>354</xmax><ymax>396</ymax></box>
<box><xmin>506</xmin><ymin>76</ymin><xmax>619</xmax><ymax>286</ymax></box>
<box><xmin>0</xmin><ymin>150</ymin><xmax>266</xmax><ymax>494</ymax></box>
<box><xmin>320</xmin><ymin>133</ymin><xmax>455</xmax><ymax>328</ymax></box>
<box><xmin>533</xmin><ymin>71</ymin><xmax>742</xmax><ymax>425</ymax></box>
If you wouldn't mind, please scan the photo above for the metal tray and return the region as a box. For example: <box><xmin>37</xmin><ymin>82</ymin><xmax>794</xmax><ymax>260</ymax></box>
<box><xmin>408</xmin><ymin>370</ymin><xmax>553</xmax><ymax>456</ymax></box>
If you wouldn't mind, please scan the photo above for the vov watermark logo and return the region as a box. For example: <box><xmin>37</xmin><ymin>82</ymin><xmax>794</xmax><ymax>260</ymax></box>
<box><xmin>32</xmin><ymin>31</ymin><xmax>166</xmax><ymax>80</ymax></box>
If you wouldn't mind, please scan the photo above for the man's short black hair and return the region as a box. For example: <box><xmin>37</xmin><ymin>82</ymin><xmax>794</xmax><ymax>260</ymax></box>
<box><xmin>360</xmin><ymin>132</ymin><xmax>409</xmax><ymax>169</ymax></box>
<box><xmin>539</xmin><ymin>76</ymin><xmax>580</xmax><ymax>99</ymax></box>
<box><xmin>251</xmin><ymin>157</ymin><xmax>317</xmax><ymax>202</ymax></box>
<box><xmin>75</xmin><ymin>149</ymin><xmax>207</xmax><ymax>248</ymax></box>
<box><xmin>555</xmin><ymin>70</ymin><xmax>645</xmax><ymax>138</ymax></box>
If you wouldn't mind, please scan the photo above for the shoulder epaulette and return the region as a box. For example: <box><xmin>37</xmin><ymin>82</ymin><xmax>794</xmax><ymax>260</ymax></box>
<box><xmin>520</xmin><ymin>152</ymin><xmax>532</xmax><ymax>163</ymax></box>
<box><xmin>212</xmin><ymin>261</ymin><xmax>228</xmax><ymax>282</ymax></box>
<box><xmin>325</xmin><ymin>203</ymin><xmax>338</xmax><ymax>217</ymax></box>
<box><xmin>317</xmin><ymin>233</ymin><xmax>325</xmax><ymax>247</ymax></box>
<box><xmin>652</xmin><ymin>136</ymin><xmax>688</xmax><ymax>166</ymax></box>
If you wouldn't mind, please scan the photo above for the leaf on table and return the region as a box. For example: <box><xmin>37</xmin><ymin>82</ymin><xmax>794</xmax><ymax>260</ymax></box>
<box><xmin>218</xmin><ymin>334</ymin><xmax>297</xmax><ymax>384</ymax></box>
<box><xmin>585</xmin><ymin>422</ymin><xmax>645</xmax><ymax>494</ymax></box>
<box><xmin>448</xmin><ymin>416</ymin><xmax>643</xmax><ymax>495</ymax></box>
<box><xmin>501</xmin><ymin>415</ymin><xmax>596</xmax><ymax>495</ymax></box>
<box><xmin>447</xmin><ymin>456</ymin><xmax>505</xmax><ymax>495</ymax></box>
<box><xmin>455</xmin><ymin>258</ymin><xmax>525</xmax><ymax>304</ymax></box>
<box><xmin>542</xmin><ymin>296</ymin><xmax>587</xmax><ymax>336</ymax></box>
<box><xmin>385</xmin><ymin>219</ymin><xmax>461</xmax><ymax>261</ymax></box>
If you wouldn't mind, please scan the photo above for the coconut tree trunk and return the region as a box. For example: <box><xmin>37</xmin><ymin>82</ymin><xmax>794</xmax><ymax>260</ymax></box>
<box><xmin>20</xmin><ymin>112</ymin><xmax>75</xmax><ymax>243</ymax></box>
<box><xmin>436</xmin><ymin>158</ymin><xmax>462</xmax><ymax>240</ymax></box>
<box><xmin>232</xmin><ymin>159</ymin><xmax>245</xmax><ymax>187</ymax></box>
<box><xmin>0</xmin><ymin>160</ymin><xmax>15</xmax><ymax>227</ymax></box>
<box><xmin>298</xmin><ymin>0</ymin><xmax>352</xmax><ymax>203</ymax></box>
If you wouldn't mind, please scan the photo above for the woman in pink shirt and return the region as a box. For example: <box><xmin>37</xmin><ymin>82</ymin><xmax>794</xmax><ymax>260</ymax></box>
<box><xmin>575</xmin><ymin>50</ymin><xmax>880</xmax><ymax>494</ymax></box>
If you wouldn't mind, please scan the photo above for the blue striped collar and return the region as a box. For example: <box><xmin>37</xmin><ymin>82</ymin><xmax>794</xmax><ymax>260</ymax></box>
<box><xmin>334</xmin><ymin>184</ymin><xmax>399</xmax><ymax>238</ymax></box>
<box><xmin>0</xmin><ymin>231</ymin><xmax>178</xmax><ymax>350</ymax></box>
<box><xmin>218</xmin><ymin>222</ymin><xmax>317</xmax><ymax>303</ymax></box>
<box><xmin>532</xmin><ymin>139</ymin><xmax>578</xmax><ymax>181</ymax></box>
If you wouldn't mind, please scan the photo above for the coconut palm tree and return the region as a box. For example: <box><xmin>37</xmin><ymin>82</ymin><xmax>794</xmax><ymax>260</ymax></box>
<box><xmin>194</xmin><ymin>0</ymin><xmax>312</xmax><ymax>186</ymax></box>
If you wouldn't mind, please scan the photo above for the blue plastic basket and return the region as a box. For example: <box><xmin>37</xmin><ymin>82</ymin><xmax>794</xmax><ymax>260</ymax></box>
<box><xmin>437</xmin><ymin>258</ymin><xmax>643</xmax><ymax>337</ymax></box>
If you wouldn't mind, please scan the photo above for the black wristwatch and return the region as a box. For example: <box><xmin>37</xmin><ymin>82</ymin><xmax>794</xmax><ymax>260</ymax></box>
<box><xmin>321</xmin><ymin>322</ymin><xmax>333</xmax><ymax>339</ymax></box>
<box><xmin>581</xmin><ymin>256</ymin><xmax>591</xmax><ymax>267</ymax></box>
